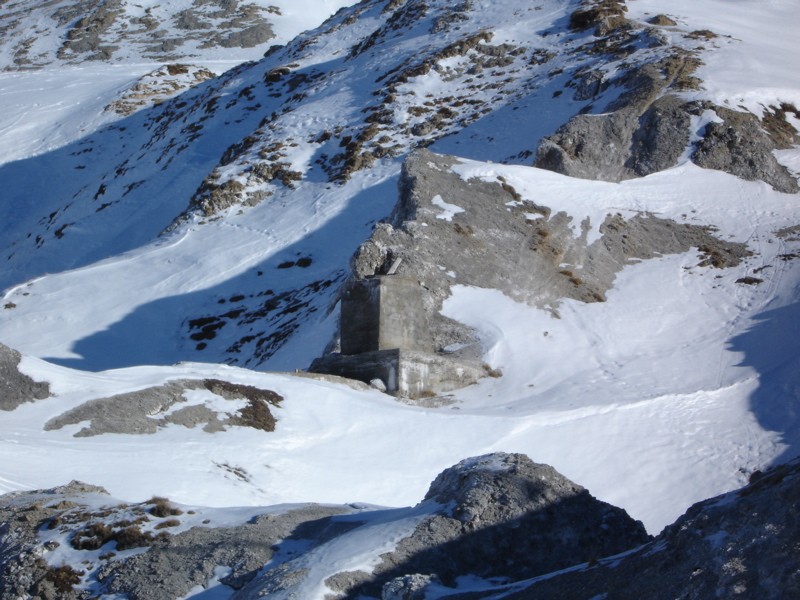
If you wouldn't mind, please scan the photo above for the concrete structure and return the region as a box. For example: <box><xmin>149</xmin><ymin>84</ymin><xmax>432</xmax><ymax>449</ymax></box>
<box><xmin>309</xmin><ymin>349</ymin><xmax>482</xmax><ymax>398</ymax></box>
<box><xmin>340</xmin><ymin>276</ymin><xmax>433</xmax><ymax>355</ymax></box>
<box><xmin>309</xmin><ymin>276</ymin><xmax>480</xmax><ymax>398</ymax></box>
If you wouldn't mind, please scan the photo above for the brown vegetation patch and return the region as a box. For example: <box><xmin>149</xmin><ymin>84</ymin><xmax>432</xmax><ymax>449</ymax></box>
<box><xmin>147</xmin><ymin>497</ymin><xmax>184</xmax><ymax>518</ymax></box>
<box><xmin>569</xmin><ymin>0</ymin><xmax>628</xmax><ymax>34</ymax></box>
<box><xmin>43</xmin><ymin>565</ymin><xmax>84</xmax><ymax>594</ymax></box>
<box><xmin>154</xmin><ymin>518</ymin><xmax>181</xmax><ymax>530</ymax></box>
<box><xmin>761</xmin><ymin>103</ymin><xmax>800</xmax><ymax>148</ymax></box>
<box><xmin>735</xmin><ymin>277</ymin><xmax>763</xmax><ymax>285</ymax></box>
<box><xmin>648</xmin><ymin>14</ymin><xmax>677</xmax><ymax>26</ymax></box>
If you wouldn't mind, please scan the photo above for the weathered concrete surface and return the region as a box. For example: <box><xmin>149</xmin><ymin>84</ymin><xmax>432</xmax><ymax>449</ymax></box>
<box><xmin>340</xmin><ymin>276</ymin><xmax>433</xmax><ymax>355</ymax></box>
<box><xmin>0</xmin><ymin>342</ymin><xmax>50</xmax><ymax>411</ymax></box>
<box><xmin>309</xmin><ymin>348</ymin><xmax>482</xmax><ymax>398</ymax></box>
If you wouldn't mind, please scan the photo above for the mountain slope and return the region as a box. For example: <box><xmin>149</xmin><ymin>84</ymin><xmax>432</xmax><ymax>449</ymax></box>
<box><xmin>0</xmin><ymin>0</ymin><xmax>359</xmax><ymax>68</ymax></box>
<box><xmin>2</xmin><ymin>0</ymin><xmax>797</xmax><ymax>371</ymax></box>
<box><xmin>0</xmin><ymin>0</ymin><xmax>799</xmax><ymax>597</ymax></box>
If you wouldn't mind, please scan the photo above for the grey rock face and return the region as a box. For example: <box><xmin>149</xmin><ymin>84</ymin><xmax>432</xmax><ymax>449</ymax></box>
<box><xmin>693</xmin><ymin>107</ymin><xmax>800</xmax><ymax>194</ymax></box>
<box><xmin>99</xmin><ymin>504</ymin><xmax>352</xmax><ymax>600</ymax></box>
<box><xmin>626</xmin><ymin>94</ymin><xmax>692</xmax><ymax>176</ymax></box>
<box><xmin>448</xmin><ymin>458</ymin><xmax>800</xmax><ymax>600</ymax></box>
<box><xmin>0</xmin><ymin>481</ymin><xmax>352</xmax><ymax>600</ymax></box>
<box><xmin>1</xmin><ymin>0</ymin><xmax>277</xmax><ymax>68</ymax></box>
<box><xmin>0</xmin><ymin>342</ymin><xmax>50</xmax><ymax>411</ymax></box>
<box><xmin>44</xmin><ymin>378</ymin><xmax>282</xmax><ymax>436</ymax></box>
<box><xmin>0</xmin><ymin>481</ymin><xmax>109</xmax><ymax>600</ymax></box>
<box><xmin>335</xmin><ymin>453</ymin><xmax>650</xmax><ymax>598</ymax></box>
<box><xmin>534</xmin><ymin>43</ymin><xmax>799</xmax><ymax>193</ymax></box>
<box><xmin>3</xmin><ymin>455</ymin><xmax>797</xmax><ymax>600</ymax></box>
<box><xmin>334</xmin><ymin>149</ymin><xmax>752</xmax><ymax>379</ymax></box>
<box><xmin>382</xmin><ymin>573</ymin><xmax>441</xmax><ymax>599</ymax></box>
<box><xmin>535</xmin><ymin>110</ymin><xmax>639</xmax><ymax>181</ymax></box>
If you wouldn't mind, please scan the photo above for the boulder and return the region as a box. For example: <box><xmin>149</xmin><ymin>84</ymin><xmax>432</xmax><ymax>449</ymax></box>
<box><xmin>0</xmin><ymin>342</ymin><xmax>50</xmax><ymax>411</ymax></box>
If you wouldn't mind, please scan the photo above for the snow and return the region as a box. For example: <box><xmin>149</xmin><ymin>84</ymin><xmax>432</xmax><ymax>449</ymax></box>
<box><xmin>0</xmin><ymin>0</ymin><xmax>799</xmax><ymax>593</ymax></box>
<box><xmin>0</xmin><ymin>67</ymin><xmax>147</xmax><ymax>163</ymax></box>
<box><xmin>2</xmin><ymin>156</ymin><xmax>795</xmax><ymax>531</ymax></box>
<box><xmin>626</xmin><ymin>0</ymin><xmax>800</xmax><ymax>114</ymax></box>
<box><xmin>431</xmin><ymin>194</ymin><xmax>465</xmax><ymax>221</ymax></box>
<box><xmin>258</xmin><ymin>505</ymin><xmax>433</xmax><ymax>599</ymax></box>
<box><xmin>182</xmin><ymin>567</ymin><xmax>234</xmax><ymax>600</ymax></box>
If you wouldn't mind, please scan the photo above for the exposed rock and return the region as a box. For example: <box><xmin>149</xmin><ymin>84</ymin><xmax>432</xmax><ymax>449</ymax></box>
<box><xmin>104</xmin><ymin>64</ymin><xmax>216</xmax><ymax>116</ymax></box>
<box><xmin>0</xmin><ymin>342</ymin><xmax>50</xmax><ymax>411</ymax></box>
<box><xmin>2</xmin><ymin>0</ymin><xmax>278</xmax><ymax>67</ymax></box>
<box><xmin>535</xmin><ymin>48</ymin><xmax>799</xmax><ymax>192</ymax></box>
<box><xmin>99</xmin><ymin>504</ymin><xmax>351</xmax><ymax>599</ymax></box>
<box><xmin>445</xmin><ymin>457</ymin><xmax>800</xmax><ymax>599</ymax></box>
<box><xmin>220</xmin><ymin>23</ymin><xmax>274</xmax><ymax>49</ymax></box>
<box><xmin>0</xmin><ymin>481</ymin><xmax>109</xmax><ymax>600</ymax></box>
<box><xmin>382</xmin><ymin>573</ymin><xmax>441</xmax><ymax>599</ymax></box>
<box><xmin>328</xmin><ymin>453</ymin><xmax>650</xmax><ymax>597</ymax></box>
<box><xmin>193</xmin><ymin>178</ymin><xmax>247</xmax><ymax>217</ymax></box>
<box><xmin>534</xmin><ymin>50</ymin><xmax>702</xmax><ymax>182</ymax></box>
<box><xmin>626</xmin><ymin>94</ymin><xmax>691</xmax><ymax>176</ymax></box>
<box><xmin>0</xmin><ymin>482</ymin><xmax>351</xmax><ymax>600</ymax></box>
<box><xmin>57</xmin><ymin>0</ymin><xmax>124</xmax><ymax>61</ymax></box>
<box><xmin>569</xmin><ymin>0</ymin><xmax>629</xmax><ymax>36</ymax></box>
<box><xmin>693</xmin><ymin>106</ymin><xmax>800</xmax><ymax>194</ymax></box>
<box><xmin>3</xmin><ymin>456</ymin><xmax>798</xmax><ymax>600</ymax></box>
<box><xmin>761</xmin><ymin>102</ymin><xmax>800</xmax><ymax>148</ymax></box>
<box><xmin>334</xmin><ymin>150</ymin><xmax>751</xmax><ymax>372</ymax></box>
<box><xmin>44</xmin><ymin>378</ymin><xmax>282</xmax><ymax>436</ymax></box>
<box><xmin>648</xmin><ymin>14</ymin><xmax>677</xmax><ymax>26</ymax></box>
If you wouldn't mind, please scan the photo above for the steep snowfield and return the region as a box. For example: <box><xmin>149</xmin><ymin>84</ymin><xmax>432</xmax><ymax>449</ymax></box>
<box><xmin>0</xmin><ymin>0</ymin><xmax>799</xmax><ymax>578</ymax></box>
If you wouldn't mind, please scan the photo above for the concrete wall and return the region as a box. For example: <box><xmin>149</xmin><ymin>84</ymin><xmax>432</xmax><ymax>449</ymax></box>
<box><xmin>309</xmin><ymin>349</ymin><xmax>482</xmax><ymax>399</ymax></box>
<box><xmin>340</xmin><ymin>276</ymin><xmax>432</xmax><ymax>355</ymax></box>
<box><xmin>340</xmin><ymin>278</ymin><xmax>381</xmax><ymax>355</ymax></box>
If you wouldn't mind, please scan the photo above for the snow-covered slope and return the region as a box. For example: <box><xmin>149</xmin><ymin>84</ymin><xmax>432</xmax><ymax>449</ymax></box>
<box><xmin>0</xmin><ymin>0</ymin><xmax>799</xmax><ymax>597</ymax></box>
<box><xmin>0</xmin><ymin>0</ymin><xmax>359</xmax><ymax>69</ymax></box>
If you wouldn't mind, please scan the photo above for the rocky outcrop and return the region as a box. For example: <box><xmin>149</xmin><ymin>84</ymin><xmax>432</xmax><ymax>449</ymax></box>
<box><xmin>326</xmin><ymin>149</ymin><xmax>751</xmax><ymax>381</ymax></box>
<box><xmin>0</xmin><ymin>482</ymin><xmax>353</xmax><ymax>600</ymax></box>
<box><xmin>44</xmin><ymin>378</ymin><xmax>282</xmax><ymax>436</ymax></box>
<box><xmin>2</xmin><ymin>454</ymin><xmax>797</xmax><ymax>600</ymax></box>
<box><xmin>329</xmin><ymin>453</ymin><xmax>650</xmax><ymax>598</ymax></box>
<box><xmin>104</xmin><ymin>64</ymin><xmax>216</xmax><ymax>116</ymax></box>
<box><xmin>98</xmin><ymin>504</ymin><xmax>353</xmax><ymax>599</ymax></box>
<box><xmin>535</xmin><ymin>54</ymin><xmax>799</xmax><ymax>193</ymax></box>
<box><xmin>533</xmin><ymin>1</ymin><xmax>799</xmax><ymax>194</ymax></box>
<box><xmin>442</xmin><ymin>457</ymin><xmax>800</xmax><ymax>599</ymax></box>
<box><xmin>0</xmin><ymin>481</ymin><xmax>109</xmax><ymax>600</ymax></box>
<box><xmin>1</xmin><ymin>0</ymin><xmax>278</xmax><ymax>68</ymax></box>
<box><xmin>0</xmin><ymin>342</ymin><xmax>50</xmax><ymax>411</ymax></box>
<box><xmin>693</xmin><ymin>106</ymin><xmax>800</xmax><ymax>194</ymax></box>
